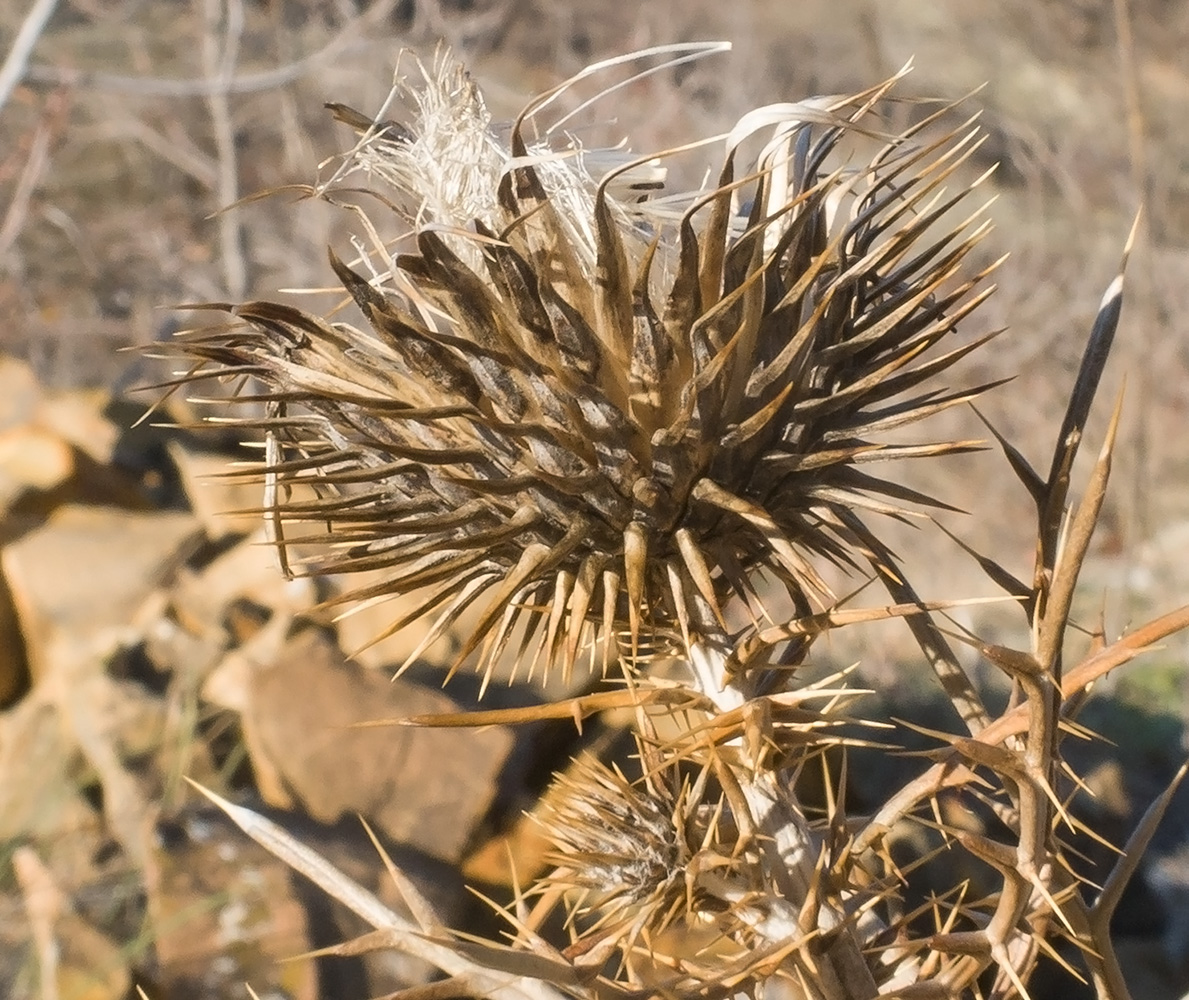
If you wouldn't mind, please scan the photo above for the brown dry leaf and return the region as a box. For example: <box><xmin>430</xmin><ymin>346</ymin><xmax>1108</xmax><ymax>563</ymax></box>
<box><xmin>0</xmin><ymin>354</ymin><xmax>115</xmax><ymax>461</ymax></box>
<box><xmin>0</xmin><ymin>692</ymin><xmax>90</xmax><ymax>842</ymax></box>
<box><xmin>62</xmin><ymin>671</ymin><xmax>162</xmax><ymax>873</ymax></box>
<box><xmin>0</xmin><ymin>424</ymin><xmax>74</xmax><ymax>513</ymax></box>
<box><xmin>0</xmin><ymin>658</ymin><xmax>164</xmax><ymax>877</ymax></box>
<box><xmin>35</xmin><ymin>389</ymin><xmax>120</xmax><ymax>467</ymax></box>
<box><xmin>0</xmin><ymin>359</ymin><xmax>135</xmax><ymax>535</ymax></box>
<box><xmin>170</xmin><ymin>528</ymin><xmax>318</xmax><ymax>637</ymax></box>
<box><xmin>0</xmin><ymin>503</ymin><xmax>194</xmax><ymax>883</ymax></box>
<box><xmin>205</xmin><ymin>607</ymin><xmax>295</xmax><ymax>807</ymax></box>
<box><xmin>242</xmin><ymin>626</ymin><xmax>513</xmax><ymax>863</ymax></box>
<box><xmin>0</xmin><ymin>427</ymin><xmax>152</xmax><ymax>540</ymax></box>
<box><xmin>143</xmin><ymin>605</ymin><xmax>227</xmax><ymax>695</ymax></box>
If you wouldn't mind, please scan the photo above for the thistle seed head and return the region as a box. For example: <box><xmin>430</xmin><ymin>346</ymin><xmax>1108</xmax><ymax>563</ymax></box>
<box><xmin>174</xmin><ymin>51</ymin><xmax>998</xmax><ymax>682</ymax></box>
<box><xmin>540</xmin><ymin>756</ymin><xmax>686</xmax><ymax>915</ymax></box>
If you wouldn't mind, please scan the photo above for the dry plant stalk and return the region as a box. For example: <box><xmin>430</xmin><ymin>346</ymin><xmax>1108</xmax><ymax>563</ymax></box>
<box><xmin>163</xmin><ymin>46</ymin><xmax>1189</xmax><ymax>1000</ymax></box>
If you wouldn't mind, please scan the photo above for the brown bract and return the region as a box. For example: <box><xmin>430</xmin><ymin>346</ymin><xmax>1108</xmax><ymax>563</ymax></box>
<box><xmin>166</xmin><ymin>57</ymin><xmax>998</xmax><ymax>687</ymax></box>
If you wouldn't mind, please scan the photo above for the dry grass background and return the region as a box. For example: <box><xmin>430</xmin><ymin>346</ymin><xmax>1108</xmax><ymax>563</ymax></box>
<box><xmin>0</xmin><ymin>1</ymin><xmax>1188</xmax><ymax>998</ymax></box>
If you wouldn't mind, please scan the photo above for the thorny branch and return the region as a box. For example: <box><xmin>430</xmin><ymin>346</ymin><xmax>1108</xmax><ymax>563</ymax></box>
<box><xmin>171</xmin><ymin>47</ymin><xmax>1187</xmax><ymax>1000</ymax></box>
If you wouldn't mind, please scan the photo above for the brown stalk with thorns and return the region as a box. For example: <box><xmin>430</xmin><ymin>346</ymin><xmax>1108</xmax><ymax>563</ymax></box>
<box><xmin>157</xmin><ymin>45</ymin><xmax>1189</xmax><ymax>1000</ymax></box>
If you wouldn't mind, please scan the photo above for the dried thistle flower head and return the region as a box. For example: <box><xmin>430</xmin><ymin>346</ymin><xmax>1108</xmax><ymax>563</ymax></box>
<box><xmin>535</xmin><ymin>746</ymin><xmax>777</xmax><ymax>981</ymax></box>
<box><xmin>168</xmin><ymin>46</ymin><xmax>1189</xmax><ymax>1000</ymax></box>
<box><xmin>173</xmin><ymin>48</ymin><xmax>998</xmax><ymax>684</ymax></box>
<box><xmin>540</xmin><ymin>754</ymin><xmax>688</xmax><ymax>922</ymax></box>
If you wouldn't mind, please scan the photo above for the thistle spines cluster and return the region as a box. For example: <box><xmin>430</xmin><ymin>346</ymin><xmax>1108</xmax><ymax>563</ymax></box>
<box><xmin>169</xmin><ymin>48</ymin><xmax>1187</xmax><ymax>1000</ymax></box>
<box><xmin>176</xmin><ymin>55</ymin><xmax>998</xmax><ymax>698</ymax></box>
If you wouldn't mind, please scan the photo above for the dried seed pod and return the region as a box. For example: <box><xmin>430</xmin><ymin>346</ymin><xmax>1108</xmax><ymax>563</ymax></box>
<box><xmin>541</xmin><ymin>755</ymin><xmax>688</xmax><ymax>919</ymax></box>
<box><xmin>170</xmin><ymin>52</ymin><xmax>997</xmax><ymax>687</ymax></box>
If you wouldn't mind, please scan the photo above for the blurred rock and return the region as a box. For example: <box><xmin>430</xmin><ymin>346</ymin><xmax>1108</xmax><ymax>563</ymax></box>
<box><xmin>167</xmin><ymin>440</ymin><xmax>264</xmax><ymax>539</ymax></box>
<box><xmin>242</xmin><ymin>626</ymin><xmax>513</xmax><ymax>863</ymax></box>
<box><xmin>1</xmin><ymin>504</ymin><xmax>200</xmax><ymax>679</ymax></box>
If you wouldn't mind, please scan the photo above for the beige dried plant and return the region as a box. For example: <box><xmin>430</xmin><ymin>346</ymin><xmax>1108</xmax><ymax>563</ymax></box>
<box><xmin>166</xmin><ymin>45</ymin><xmax>1189</xmax><ymax>1000</ymax></box>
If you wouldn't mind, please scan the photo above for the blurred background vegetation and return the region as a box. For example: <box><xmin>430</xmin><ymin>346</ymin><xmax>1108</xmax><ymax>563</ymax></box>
<box><xmin>0</xmin><ymin>1</ymin><xmax>1187</xmax><ymax>997</ymax></box>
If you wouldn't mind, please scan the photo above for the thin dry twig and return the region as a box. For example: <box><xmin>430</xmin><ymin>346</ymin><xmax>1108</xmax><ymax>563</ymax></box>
<box><xmin>0</xmin><ymin>0</ymin><xmax>62</xmax><ymax>114</ymax></box>
<box><xmin>1112</xmin><ymin>0</ymin><xmax>1156</xmax><ymax>551</ymax></box>
<box><xmin>12</xmin><ymin>846</ymin><xmax>62</xmax><ymax>1000</ymax></box>
<box><xmin>200</xmin><ymin>0</ymin><xmax>247</xmax><ymax>299</ymax></box>
<box><xmin>20</xmin><ymin>0</ymin><xmax>399</xmax><ymax>98</ymax></box>
<box><xmin>0</xmin><ymin>87</ymin><xmax>70</xmax><ymax>260</ymax></box>
<box><xmin>91</xmin><ymin>115</ymin><xmax>219</xmax><ymax>189</ymax></box>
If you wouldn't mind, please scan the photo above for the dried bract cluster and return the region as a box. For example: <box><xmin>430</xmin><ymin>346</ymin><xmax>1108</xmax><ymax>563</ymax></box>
<box><xmin>172</xmin><ymin>51</ymin><xmax>996</xmax><ymax>685</ymax></box>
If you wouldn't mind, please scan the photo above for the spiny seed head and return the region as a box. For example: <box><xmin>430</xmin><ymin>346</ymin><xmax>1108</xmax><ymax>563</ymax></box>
<box><xmin>173</xmin><ymin>51</ymin><xmax>998</xmax><ymax>682</ymax></box>
<box><xmin>540</xmin><ymin>756</ymin><xmax>685</xmax><ymax>914</ymax></box>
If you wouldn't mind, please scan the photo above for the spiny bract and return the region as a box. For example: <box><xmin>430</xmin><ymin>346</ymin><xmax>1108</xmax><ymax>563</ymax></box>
<box><xmin>171</xmin><ymin>52</ymin><xmax>999</xmax><ymax>683</ymax></box>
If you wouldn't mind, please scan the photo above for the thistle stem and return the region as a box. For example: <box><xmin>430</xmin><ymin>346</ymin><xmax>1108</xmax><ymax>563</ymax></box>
<box><xmin>688</xmin><ymin>637</ymin><xmax>878</xmax><ymax>999</ymax></box>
